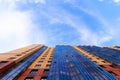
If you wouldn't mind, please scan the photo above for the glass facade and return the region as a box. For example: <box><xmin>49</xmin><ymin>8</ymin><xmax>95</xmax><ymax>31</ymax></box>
<box><xmin>0</xmin><ymin>45</ymin><xmax>120</xmax><ymax>80</ymax></box>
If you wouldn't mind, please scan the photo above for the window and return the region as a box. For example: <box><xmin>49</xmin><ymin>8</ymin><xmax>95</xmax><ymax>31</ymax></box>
<box><xmin>34</xmin><ymin>64</ymin><xmax>41</xmax><ymax>69</ymax></box>
<box><xmin>38</xmin><ymin>61</ymin><xmax>43</xmax><ymax>63</ymax></box>
<box><xmin>0</xmin><ymin>61</ymin><xmax>8</xmax><ymax>67</ymax></box>
<box><xmin>49</xmin><ymin>58</ymin><xmax>52</xmax><ymax>60</ymax></box>
<box><xmin>92</xmin><ymin>55</ymin><xmax>95</xmax><ymax>57</ymax></box>
<box><xmin>46</xmin><ymin>64</ymin><xmax>50</xmax><ymax>67</ymax></box>
<box><xmin>102</xmin><ymin>61</ymin><xmax>106</xmax><ymax>63</ymax></box>
<box><xmin>96</xmin><ymin>57</ymin><xmax>100</xmax><ymax>59</ymax></box>
<box><xmin>93</xmin><ymin>61</ymin><xmax>97</xmax><ymax>63</ymax></box>
<box><xmin>16</xmin><ymin>54</ymin><xmax>21</xmax><ymax>56</ymax></box>
<box><xmin>110</xmin><ymin>65</ymin><xmax>114</xmax><ymax>67</ymax></box>
<box><xmin>25</xmin><ymin>77</ymin><xmax>34</xmax><ymax>80</ymax></box>
<box><xmin>50</xmin><ymin>55</ymin><xmax>53</xmax><ymax>57</ymax></box>
<box><xmin>98</xmin><ymin>67</ymin><xmax>104</xmax><ymax>71</ymax></box>
<box><xmin>41</xmin><ymin>77</ymin><xmax>47</xmax><ymax>80</ymax></box>
<box><xmin>44</xmin><ymin>69</ymin><xmax>49</xmax><ymax>74</ymax></box>
<box><xmin>65</xmin><ymin>55</ymin><xmax>68</xmax><ymax>57</ymax></box>
<box><xmin>54</xmin><ymin>61</ymin><xmax>56</xmax><ymax>64</ymax></box>
<box><xmin>108</xmin><ymin>71</ymin><xmax>115</xmax><ymax>76</ymax></box>
<box><xmin>41</xmin><ymin>58</ymin><xmax>45</xmax><ymax>59</ymax></box>
<box><xmin>48</xmin><ymin>61</ymin><xmax>52</xmax><ymax>63</ymax></box>
<box><xmin>30</xmin><ymin>69</ymin><xmax>38</xmax><ymax>75</ymax></box>
<box><xmin>89</xmin><ymin>58</ymin><xmax>92</xmax><ymax>59</ymax></box>
<box><xmin>100</xmin><ymin>65</ymin><xmax>104</xmax><ymax>67</ymax></box>
<box><xmin>8</xmin><ymin>57</ymin><xmax>16</xmax><ymax>59</ymax></box>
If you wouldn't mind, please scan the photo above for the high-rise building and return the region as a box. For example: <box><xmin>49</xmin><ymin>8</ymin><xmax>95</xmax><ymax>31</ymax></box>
<box><xmin>0</xmin><ymin>44</ymin><xmax>120</xmax><ymax>80</ymax></box>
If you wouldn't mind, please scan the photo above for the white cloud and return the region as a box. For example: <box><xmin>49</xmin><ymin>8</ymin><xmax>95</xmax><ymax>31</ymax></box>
<box><xmin>63</xmin><ymin>15</ymin><xmax>112</xmax><ymax>45</ymax></box>
<box><xmin>0</xmin><ymin>0</ymin><xmax>119</xmax><ymax>52</ymax></box>
<box><xmin>42</xmin><ymin>7</ymin><xmax>111</xmax><ymax>45</ymax></box>
<box><xmin>113</xmin><ymin>0</ymin><xmax>120</xmax><ymax>3</ymax></box>
<box><xmin>36</xmin><ymin>1</ymin><xmax>113</xmax><ymax>45</ymax></box>
<box><xmin>0</xmin><ymin>0</ymin><xmax>46</xmax><ymax>53</ymax></box>
<box><xmin>64</xmin><ymin>0</ymin><xmax>117</xmax><ymax>44</ymax></box>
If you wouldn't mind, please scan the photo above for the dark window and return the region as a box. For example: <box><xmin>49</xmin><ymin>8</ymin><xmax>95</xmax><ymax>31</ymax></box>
<box><xmin>50</xmin><ymin>55</ymin><xmax>53</xmax><ymax>57</ymax></box>
<box><xmin>16</xmin><ymin>54</ymin><xmax>21</xmax><ymax>56</ymax></box>
<box><xmin>102</xmin><ymin>61</ymin><xmax>106</xmax><ymax>63</ymax></box>
<box><xmin>65</xmin><ymin>55</ymin><xmax>68</xmax><ymax>57</ymax></box>
<box><xmin>46</xmin><ymin>64</ymin><xmax>50</xmax><ymax>67</ymax></box>
<box><xmin>98</xmin><ymin>67</ymin><xmax>104</xmax><ymax>71</ymax></box>
<box><xmin>108</xmin><ymin>71</ymin><xmax>116</xmax><ymax>76</ymax></box>
<box><xmin>93</xmin><ymin>61</ymin><xmax>97</xmax><ymax>63</ymax></box>
<box><xmin>39</xmin><ymin>61</ymin><xmax>43</xmax><ymax>63</ymax></box>
<box><xmin>0</xmin><ymin>61</ymin><xmax>8</xmax><ymax>67</ymax></box>
<box><xmin>49</xmin><ymin>58</ymin><xmax>52</xmax><ymax>60</ymax></box>
<box><xmin>30</xmin><ymin>69</ymin><xmax>38</xmax><ymax>75</ymax></box>
<box><xmin>8</xmin><ymin>57</ymin><xmax>15</xmax><ymax>59</ymax></box>
<box><xmin>96</xmin><ymin>57</ymin><xmax>100</xmax><ymax>59</ymax></box>
<box><xmin>48</xmin><ymin>61</ymin><xmax>52</xmax><ymax>63</ymax></box>
<box><xmin>25</xmin><ymin>77</ymin><xmax>34</xmax><ymax>80</ymax></box>
<box><xmin>34</xmin><ymin>64</ymin><xmax>41</xmax><ymax>68</ymax></box>
<box><xmin>54</xmin><ymin>61</ymin><xmax>56</xmax><ymax>64</ymax></box>
<box><xmin>110</xmin><ymin>65</ymin><xmax>115</xmax><ymax>67</ymax></box>
<box><xmin>100</xmin><ymin>65</ymin><xmax>104</xmax><ymax>67</ymax></box>
<box><xmin>44</xmin><ymin>69</ymin><xmax>49</xmax><ymax>74</ymax></box>
<box><xmin>41</xmin><ymin>58</ymin><xmax>45</xmax><ymax>59</ymax></box>
<box><xmin>41</xmin><ymin>77</ymin><xmax>47</xmax><ymax>80</ymax></box>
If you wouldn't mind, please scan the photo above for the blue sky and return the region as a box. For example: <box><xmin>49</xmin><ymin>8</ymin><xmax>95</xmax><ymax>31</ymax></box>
<box><xmin>0</xmin><ymin>0</ymin><xmax>120</xmax><ymax>52</ymax></box>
